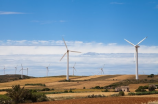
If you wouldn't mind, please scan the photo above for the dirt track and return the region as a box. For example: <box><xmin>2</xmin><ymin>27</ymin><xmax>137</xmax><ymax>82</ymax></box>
<box><xmin>25</xmin><ymin>97</ymin><xmax>158</xmax><ymax>104</ymax></box>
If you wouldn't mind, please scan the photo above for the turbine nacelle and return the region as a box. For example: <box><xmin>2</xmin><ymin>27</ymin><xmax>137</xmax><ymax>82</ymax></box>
<box><xmin>135</xmin><ymin>45</ymin><xmax>140</xmax><ymax>48</ymax></box>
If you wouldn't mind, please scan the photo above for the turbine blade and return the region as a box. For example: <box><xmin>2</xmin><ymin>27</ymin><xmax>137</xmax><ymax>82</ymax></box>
<box><xmin>102</xmin><ymin>64</ymin><xmax>105</xmax><ymax>69</ymax></box>
<box><xmin>21</xmin><ymin>64</ymin><xmax>23</xmax><ymax>68</ymax></box>
<box><xmin>70</xmin><ymin>50</ymin><xmax>81</xmax><ymax>53</ymax></box>
<box><xmin>124</xmin><ymin>39</ymin><xmax>135</xmax><ymax>46</ymax></box>
<box><xmin>60</xmin><ymin>52</ymin><xmax>67</xmax><ymax>61</ymax></box>
<box><xmin>74</xmin><ymin>67</ymin><xmax>77</xmax><ymax>71</ymax></box>
<box><xmin>73</xmin><ymin>62</ymin><xmax>76</xmax><ymax>67</ymax></box>
<box><xmin>62</xmin><ymin>37</ymin><xmax>68</xmax><ymax>50</ymax></box>
<box><xmin>137</xmin><ymin>37</ymin><xmax>147</xmax><ymax>45</ymax></box>
<box><xmin>102</xmin><ymin>70</ymin><xmax>104</xmax><ymax>74</ymax></box>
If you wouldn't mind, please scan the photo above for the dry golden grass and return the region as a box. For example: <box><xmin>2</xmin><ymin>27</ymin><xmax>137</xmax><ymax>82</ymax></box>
<box><xmin>129</xmin><ymin>83</ymin><xmax>150</xmax><ymax>92</ymax></box>
<box><xmin>46</xmin><ymin>75</ymin><xmax>134</xmax><ymax>89</ymax></box>
<box><xmin>0</xmin><ymin>76</ymin><xmax>76</xmax><ymax>89</ymax></box>
<box><xmin>0</xmin><ymin>91</ymin><xmax>7</xmax><ymax>95</ymax></box>
<box><xmin>106</xmin><ymin>75</ymin><xmax>135</xmax><ymax>81</ymax></box>
<box><xmin>71</xmin><ymin>75</ymin><xmax>106</xmax><ymax>80</ymax></box>
<box><xmin>46</xmin><ymin>92</ymin><xmax>118</xmax><ymax>98</ymax></box>
<box><xmin>0</xmin><ymin>75</ymin><xmax>136</xmax><ymax>90</ymax></box>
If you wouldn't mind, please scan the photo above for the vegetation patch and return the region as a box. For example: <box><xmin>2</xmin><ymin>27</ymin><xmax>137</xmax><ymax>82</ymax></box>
<box><xmin>128</xmin><ymin>91</ymin><xmax>158</xmax><ymax>95</ymax></box>
<box><xmin>25</xmin><ymin>83</ymin><xmax>46</xmax><ymax>86</ymax></box>
<box><xmin>3</xmin><ymin>84</ymin><xmax>48</xmax><ymax>104</ymax></box>
<box><xmin>87</xmin><ymin>94</ymin><xmax>106</xmax><ymax>98</ymax></box>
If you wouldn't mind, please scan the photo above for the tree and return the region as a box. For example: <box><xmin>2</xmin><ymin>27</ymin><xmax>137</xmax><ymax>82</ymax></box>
<box><xmin>6</xmin><ymin>85</ymin><xmax>30</xmax><ymax>104</ymax></box>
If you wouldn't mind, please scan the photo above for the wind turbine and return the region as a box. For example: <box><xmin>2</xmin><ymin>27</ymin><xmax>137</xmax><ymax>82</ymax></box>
<box><xmin>19</xmin><ymin>64</ymin><xmax>24</xmax><ymax>79</ymax></box>
<box><xmin>15</xmin><ymin>65</ymin><xmax>18</xmax><ymax>75</ymax></box>
<box><xmin>3</xmin><ymin>66</ymin><xmax>5</xmax><ymax>75</ymax></box>
<box><xmin>60</xmin><ymin>38</ymin><xmax>81</xmax><ymax>80</ymax></box>
<box><xmin>100</xmin><ymin>64</ymin><xmax>105</xmax><ymax>75</ymax></box>
<box><xmin>72</xmin><ymin>62</ymin><xmax>77</xmax><ymax>76</ymax></box>
<box><xmin>46</xmin><ymin>64</ymin><xmax>50</xmax><ymax>77</ymax></box>
<box><xmin>25</xmin><ymin>68</ymin><xmax>28</xmax><ymax>76</ymax></box>
<box><xmin>124</xmin><ymin>37</ymin><xmax>147</xmax><ymax>80</ymax></box>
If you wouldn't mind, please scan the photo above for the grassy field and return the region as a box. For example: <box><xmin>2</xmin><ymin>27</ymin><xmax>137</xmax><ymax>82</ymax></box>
<box><xmin>1</xmin><ymin>74</ymin><xmax>158</xmax><ymax>96</ymax></box>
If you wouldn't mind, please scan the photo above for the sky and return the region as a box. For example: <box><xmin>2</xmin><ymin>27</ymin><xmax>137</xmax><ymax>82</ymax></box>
<box><xmin>0</xmin><ymin>0</ymin><xmax>158</xmax><ymax>77</ymax></box>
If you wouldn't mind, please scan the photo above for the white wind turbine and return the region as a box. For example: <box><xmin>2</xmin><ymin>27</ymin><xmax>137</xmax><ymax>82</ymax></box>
<box><xmin>3</xmin><ymin>66</ymin><xmax>5</xmax><ymax>75</ymax></box>
<box><xmin>60</xmin><ymin>38</ymin><xmax>81</xmax><ymax>80</ymax></box>
<box><xmin>72</xmin><ymin>62</ymin><xmax>77</xmax><ymax>76</ymax></box>
<box><xmin>46</xmin><ymin>64</ymin><xmax>50</xmax><ymax>77</ymax></box>
<box><xmin>19</xmin><ymin>64</ymin><xmax>24</xmax><ymax>79</ymax></box>
<box><xmin>124</xmin><ymin>37</ymin><xmax>147</xmax><ymax>80</ymax></box>
<box><xmin>24</xmin><ymin>68</ymin><xmax>28</xmax><ymax>76</ymax></box>
<box><xmin>15</xmin><ymin>65</ymin><xmax>18</xmax><ymax>75</ymax></box>
<box><xmin>100</xmin><ymin>64</ymin><xmax>105</xmax><ymax>75</ymax></box>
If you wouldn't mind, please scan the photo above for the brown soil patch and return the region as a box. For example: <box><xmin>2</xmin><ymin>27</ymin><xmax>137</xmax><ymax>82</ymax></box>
<box><xmin>24</xmin><ymin>97</ymin><xmax>158</xmax><ymax>104</ymax></box>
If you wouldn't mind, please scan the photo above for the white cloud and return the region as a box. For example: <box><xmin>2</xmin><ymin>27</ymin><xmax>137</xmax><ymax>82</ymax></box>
<box><xmin>0</xmin><ymin>53</ymin><xmax>157</xmax><ymax>77</ymax></box>
<box><xmin>110</xmin><ymin>2</ymin><xmax>124</xmax><ymax>4</ymax></box>
<box><xmin>0</xmin><ymin>40</ymin><xmax>158</xmax><ymax>55</ymax></box>
<box><xmin>0</xmin><ymin>40</ymin><xmax>157</xmax><ymax>77</ymax></box>
<box><xmin>0</xmin><ymin>11</ymin><xmax>24</xmax><ymax>15</ymax></box>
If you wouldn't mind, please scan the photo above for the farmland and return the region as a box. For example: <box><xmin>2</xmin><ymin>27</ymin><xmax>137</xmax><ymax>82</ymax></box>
<box><xmin>1</xmin><ymin>74</ymin><xmax>158</xmax><ymax>103</ymax></box>
<box><xmin>24</xmin><ymin>97</ymin><xmax>158</xmax><ymax>104</ymax></box>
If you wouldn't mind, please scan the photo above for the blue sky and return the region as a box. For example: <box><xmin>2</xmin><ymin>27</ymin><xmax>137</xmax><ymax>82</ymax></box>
<box><xmin>0</xmin><ymin>0</ymin><xmax>158</xmax><ymax>77</ymax></box>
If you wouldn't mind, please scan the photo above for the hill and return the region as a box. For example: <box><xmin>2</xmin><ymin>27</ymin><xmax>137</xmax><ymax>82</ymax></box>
<box><xmin>0</xmin><ymin>74</ymin><xmax>33</xmax><ymax>83</ymax></box>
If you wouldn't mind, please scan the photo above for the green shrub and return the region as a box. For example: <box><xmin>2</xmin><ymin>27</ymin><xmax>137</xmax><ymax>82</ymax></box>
<box><xmin>110</xmin><ymin>94</ymin><xmax>119</xmax><ymax>97</ymax></box>
<box><xmin>6</xmin><ymin>85</ymin><xmax>48</xmax><ymax>103</ymax></box>
<box><xmin>25</xmin><ymin>83</ymin><xmax>45</xmax><ymax>86</ymax></box>
<box><xmin>128</xmin><ymin>92</ymin><xmax>135</xmax><ymax>95</ymax></box>
<box><xmin>6</xmin><ymin>85</ymin><xmax>31</xmax><ymax>104</ymax></box>
<box><xmin>119</xmin><ymin>91</ymin><xmax>125</xmax><ymax>96</ymax></box>
<box><xmin>69</xmin><ymin>89</ymin><xmax>73</xmax><ymax>93</ymax></box>
<box><xmin>135</xmin><ymin>86</ymin><xmax>146</xmax><ymax>92</ymax></box>
<box><xmin>41</xmin><ymin>88</ymin><xmax>50</xmax><ymax>91</ymax></box>
<box><xmin>64</xmin><ymin>90</ymin><xmax>68</xmax><ymax>93</ymax></box>
<box><xmin>94</xmin><ymin>86</ymin><xmax>100</xmax><ymax>89</ymax></box>
<box><xmin>143</xmin><ymin>86</ymin><xmax>148</xmax><ymax>89</ymax></box>
<box><xmin>0</xmin><ymin>95</ymin><xmax>12</xmax><ymax>104</ymax></box>
<box><xmin>32</xmin><ymin>93</ymin><xmax>48</xmax><ymax>102</ymax></box>
<box><xmin>87</xmin><ymin>94</ymin><xmax>105</xmax><ymax>98</ymax></box>
<box><xmin>102</xmin><ymin>89</ymin><xmax>108</xmax><ymax>92</ymax></box>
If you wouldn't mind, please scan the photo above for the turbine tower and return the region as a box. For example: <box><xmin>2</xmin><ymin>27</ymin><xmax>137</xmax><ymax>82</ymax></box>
<box><xmin>46</xmin><ymin>64</ymin><xmax>50</xmax><ymax>77</ymax></box>
<box><xmin>25</xmin><ymin>68</ymin><xmax>28</xmax><ymax>76</ymax></box>
<box><xmin>3</xmin><ymin>66</ymin><xmax>5</xmax><ymax>75</ymax></box>
<box><xmin>19</xmin><ymin>64</ymin><xmax>24</xmax><ymax>79</ymax></box>
<box><xmin>100</xmin><ymin>64</ymin><xmax>105</xmax><ymax>75</ymax></box>
<box><xmin>124</xmin><ymin>37</ymin><xmax>147</xmax><ymax>80</ymax></box>
<box><xmin>60</xmin><ymin>38</ymin><xmax>81</xmax><ymax>80</ymax></box>
<box><xmin>15</xmin><ymin>65</ymin><xmax>18</xmax><ymax>75</ymax></box>
<box><xmin>72</xmin><ymin>62</ymin><xmax>77</xmax><ymax>76</ymax></box>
